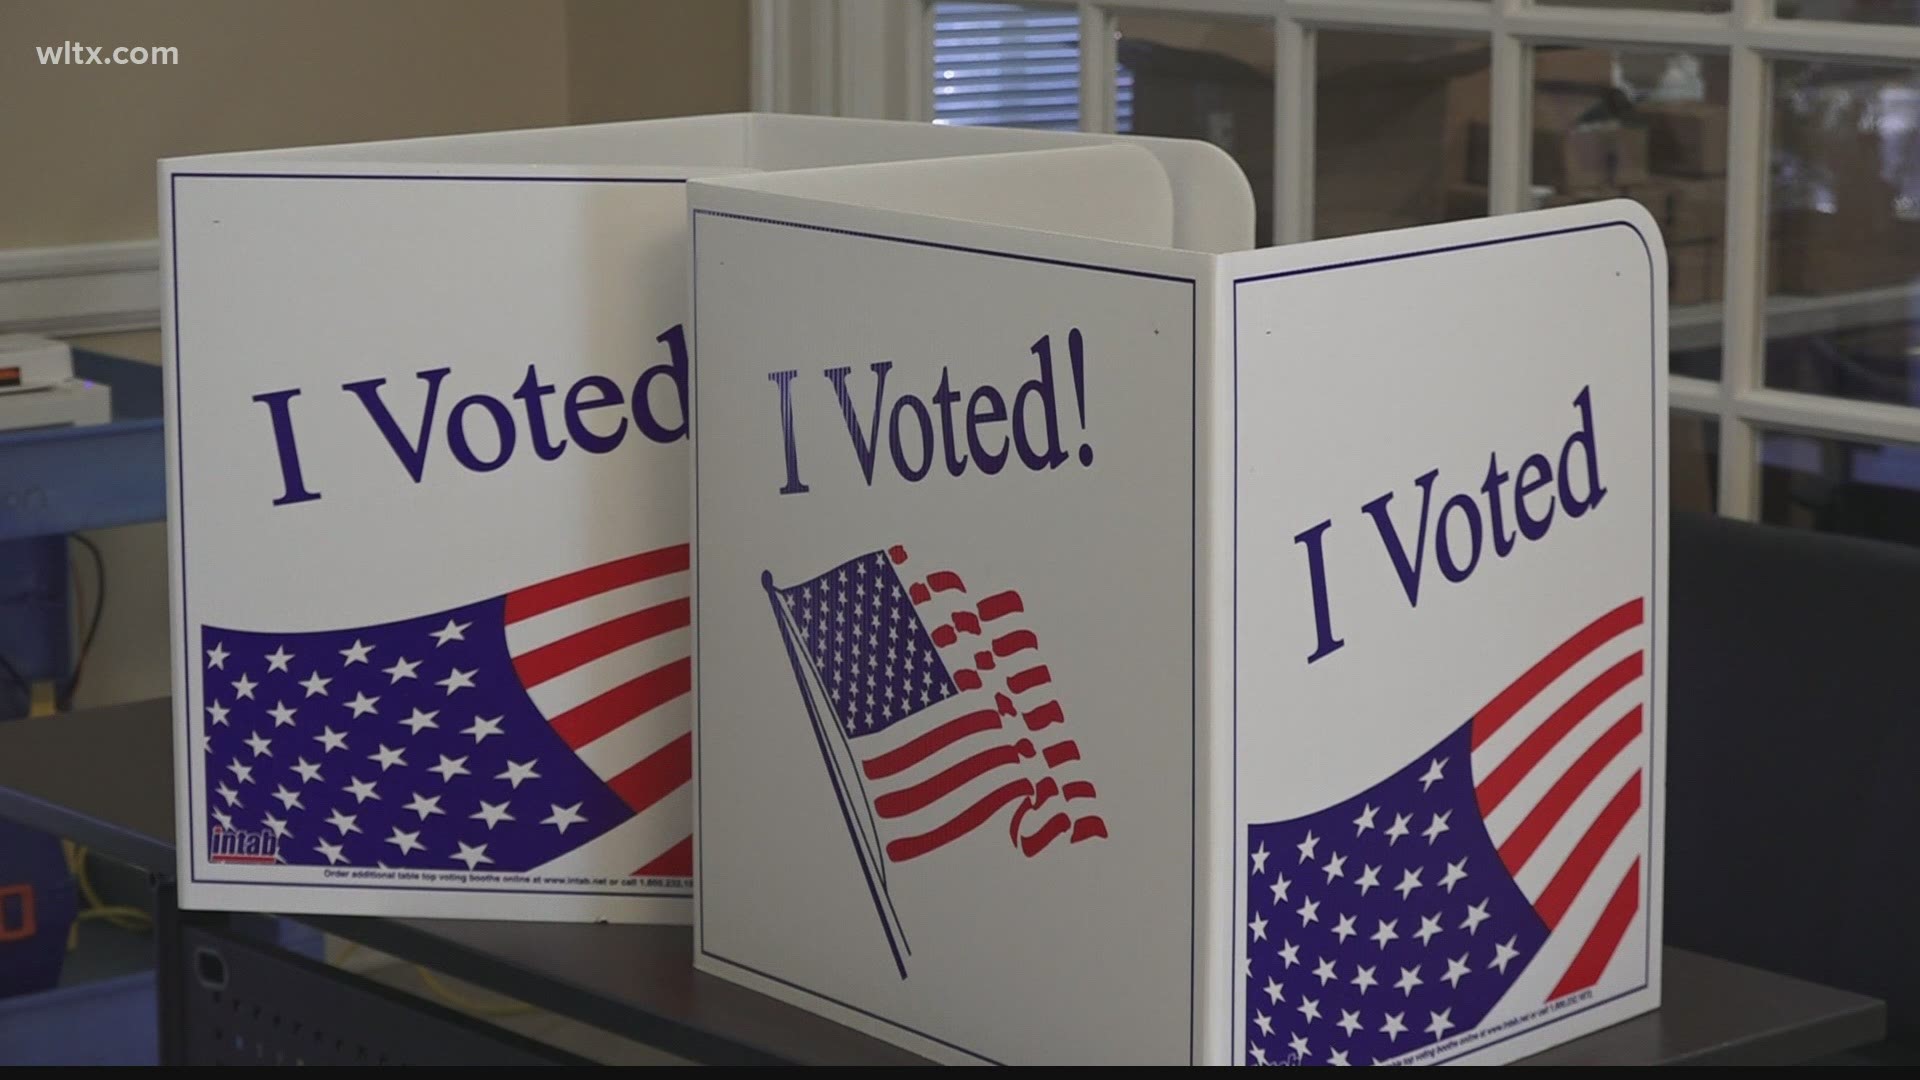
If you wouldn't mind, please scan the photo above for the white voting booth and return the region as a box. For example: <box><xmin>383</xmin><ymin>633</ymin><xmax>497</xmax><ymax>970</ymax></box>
<box><xmin>688</xmin><ymin>146</ymin><xmax>1667</xmax><ymax>1064</ymax></box>
<box><xmin>161</xmin><ymin>116</ymin><xmax>1253</xmax><ymax>924</ymax></box>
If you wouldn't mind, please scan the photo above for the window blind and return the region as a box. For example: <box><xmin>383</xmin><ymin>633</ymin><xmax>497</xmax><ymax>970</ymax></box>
<box><xmin>931</xmin><ymin>3</ymin><xmax>1132</xmax><ymax>131</ymax></box>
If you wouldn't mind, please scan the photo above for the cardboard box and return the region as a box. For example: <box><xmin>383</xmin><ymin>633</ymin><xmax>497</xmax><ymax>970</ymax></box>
<box><xmin>1467</xmin><ymin>122</ymin><xmax>1648</xmax><ymax>191</ymax></box>
<box><xmin>160</xmin><ymin>115</ymin><xmax>1254</xmax><ymax>924</ymax></box>
<box><xmin>1533</xmin><ymin>45</ymin><xmax>1619</xmax><ymax>92</ymax></box>
<box><xmin>1321</xmin><ymin>37</ymin><xmax>1493</xmax><ymax>234</ymax></box>
<box><xmin>1442</xmin><ymin>182</ymin><xmax>1592</xmax><ymax>220</ymax></box>
<box><xmin>1176</xmin><ymin>43</ymin><xmax>1615</xmax><ymax>232</ymax></box>
<box><xmin>1668</xmin><ymin>241</ymin><xmax>1722</xmax><ymax>306</ymax></box>
<box><xmin>1670</xmin><ymin>178</ymin><xmax>1726</xmax><ymax>244</ymax></box>
<box><xmin>1120</xmin><ymin>33</ymin><xmax>1274</xmax><ymax>242</ymax></box>
<box><xmin>1631</xmin><ymin>177</ymin><xmax>1725</xmax><ymax>245</ymax></box>
<box><xmin>1119</xmin><ymin>25</ymin><xmax>1505</xmax><ymax>238</ymax></box>
<box><xmin>1117</xmin><ymin>12</ymin><xmax>1275</xmax><ymax>80</ymax></box>
<box><xmin>1444</xmin><ymin>182</ymin><xmax>1489</xmax><ymax>221</ymax></box>
<box><xmin>1541</xmin><ymin>125</ymin><xmax>1649</xmax><ymax>190</ymax></box>
<box><xmin>1119</xmin><ymin>25</ymin><xmax>1494</xmax><ymax>238</ymax></box>
<box><xmin>1317</xmin><ymin>45</ymin><xmax>1479</xmax><ymax>235</ymax></box>
<box><xmin>1771</xmin><ymin>209</ymin><xmax>1920</xmax><ymax>296</ymax></box>
<box><xmin>1532</xmin><ymin>86</ymin><xmax>1622</xmax><ymax>134</ymax></box>
<box><xmin>689</xmin><ymin>148</ymin><xmax>1669</xmax><ymax>1065</ymax></box>
<box><xmin>1669</xmin><ymin>415</ymin><xmax>1715</xmax><ymax>515</ymax></box>
<box><xmin>1623</xmin><ymin>179</ymin><xmax>1672</xmax><ymax>230</ymax></box>
<box><xmin>1641</xmin><ymin>102</ymin><xmax>1728</xmax><ymax>177</ymax></box>
<box><xmin>1452</xmin><ymin>70</ymin><xmax>1624</xmax><ymax>183</ymax></box>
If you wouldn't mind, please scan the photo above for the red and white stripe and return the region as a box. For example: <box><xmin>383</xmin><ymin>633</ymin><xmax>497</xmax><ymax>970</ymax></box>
<box><xmin>503</xmin><ymin>543</ymin><xmax>692</xmax><ymax>879</ymax></box>
<box><xmin>820</xmin><ymin>546</ymin><xmax>1107</xmax><ymax>865</ymax></box>
<box><xmin>1471</xmin><ymin>598</ymin><xmax>1648</xmax><ymax>1002</ymax></box>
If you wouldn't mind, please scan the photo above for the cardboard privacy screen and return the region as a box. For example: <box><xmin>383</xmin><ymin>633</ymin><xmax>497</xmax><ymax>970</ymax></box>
<box><xmin>162</xmin><ymin>117</ymin><xmax>1252</xmax><ymax>922</ymax></box>
<box><xmin>689</xmin><ymin>146</ymin><xmax>1668</xmax><ymax>1063</ymax></box>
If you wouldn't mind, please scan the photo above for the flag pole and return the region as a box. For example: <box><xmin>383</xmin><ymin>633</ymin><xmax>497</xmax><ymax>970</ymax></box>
<box><xmin>762</xmin><ymin>571</ymin><xmax>909</xmax><ymax>980</ymax></box>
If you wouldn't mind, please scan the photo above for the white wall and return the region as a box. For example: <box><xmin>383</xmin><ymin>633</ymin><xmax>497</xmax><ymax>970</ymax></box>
<box><xmin>2</xmin><ymin>0</ymin><xmax>747</xmax><ymax>708</ymax></box>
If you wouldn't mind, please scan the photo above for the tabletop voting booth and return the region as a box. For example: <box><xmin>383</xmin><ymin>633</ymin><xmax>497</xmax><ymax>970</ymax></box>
<box><xmin>161</xmin><ymin>116</ymin><xmax>1252</xmax><ymax>925</ymax></box>
<box><xmin>687</xmin><ymin>145</ymin><xmax>1668</xmax><ymax>1064</ymax></box>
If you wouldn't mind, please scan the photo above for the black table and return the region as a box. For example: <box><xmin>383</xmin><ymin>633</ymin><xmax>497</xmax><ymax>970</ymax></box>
<box><xmin>0</xmin><ymin>700</ymin><xmax>1888</xmax><ymax>1065</ymax></box>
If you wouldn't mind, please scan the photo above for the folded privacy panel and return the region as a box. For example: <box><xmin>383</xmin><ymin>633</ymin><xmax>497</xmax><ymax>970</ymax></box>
<box><xmin>687</xmin><ymin>147</ymin><xmax>1667</xmax><ymax>1063</ymax></box>
<box><xmin>162</xmin><ymin>115</ymin><xmax>1252</xmax><ymax>923</ymax></box>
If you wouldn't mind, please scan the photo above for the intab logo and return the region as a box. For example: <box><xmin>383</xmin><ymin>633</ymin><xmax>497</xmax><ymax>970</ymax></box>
<box><xmin>209</xmin><ymin>825</ymin><xmax>279</xmax><ymax>865</ymax></box>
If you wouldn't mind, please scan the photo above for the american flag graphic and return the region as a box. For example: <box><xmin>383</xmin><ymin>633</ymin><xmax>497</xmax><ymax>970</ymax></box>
<box><xmin>1243</xmin><ymin>598</ymin><xmax>1648</xmax><ymax>1066</ymax></box>
<box><xmin>765</xmin><ymin>546</ymin><xmax>1107</xmax><ymax>977</ymax></box>
<box><xmin>198</xmin><ymin>544</ymin><xmax>693</xmax><ymax>880</ymax></box>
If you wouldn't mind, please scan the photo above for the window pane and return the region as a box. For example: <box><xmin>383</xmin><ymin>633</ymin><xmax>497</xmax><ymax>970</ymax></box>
<box><xmin>1672</xmin><ymin>414</ymin><xmax>1719</xmax><ymax>513</ymax></box>
<box><xmin>1764</xmin><ymin>61</ymin><xmax>1920</xmax><ymax>405</ymax></box>
<box><xmin>1316</xmin><ymin>32</ymin><xmax>1489</xmax><ymax>240</ymax></box>
<box><xmin>1537</xmin><ymin>1</ymin><xmax>1731</xmax><ymax>11</ymax></box>
<box><xmin>1761</xmin><ymin>431</ymin><xmax>1920</xmax><ymax>547</ymax></box>
<box><xmin>1780</xmin><ymin>1</ymin><xmax>1920</xmax><ymax>24</ymax></box>
<box><xmin>1115</xmin><ymin>12</ymin><xmax>1275</xmax><ymax>242</ymax></box>
<box><xmin>932</xmin><ymin>3</ymin><xmax>1081</xmax><ymax>131</ymax></box>
<box><xmin>1525</xmin><ymin>46</ymin><xmax>1729</xmax><ymax>378</ymax></box>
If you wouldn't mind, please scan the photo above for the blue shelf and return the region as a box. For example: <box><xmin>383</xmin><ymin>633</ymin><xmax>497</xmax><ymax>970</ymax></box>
<box><xmin>0</xmin><ymin>971</ymin><xmax>158</xmax><ymax>1065</ymax></box>
<box><xmin>1</xmin><ymin>349</ymin><xmax>165</xmax><ymax>702</ymax></box>
<box><xmin>0</xmin><ymin>350</ymin><xmax>165</xmax><ymax>543</ymax></box>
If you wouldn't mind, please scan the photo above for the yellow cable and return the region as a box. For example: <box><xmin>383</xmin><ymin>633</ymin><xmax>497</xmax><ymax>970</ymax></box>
<box><xmin>333</xmin><ymin>931</ymin><xmax>528</xmax><ymax>1018</ymax></box>
<box><xmin>412</xmin><ymin>966</ymin><xmax>535</xmax><ymax>1018</ymax></box>
<box><xmin>62</xmin><ymin>840</ymin><xmax>82</xmax><ymax>950</ymax></box>
<box><xmin>74</xmin><ymin>845</ymin><xmax>151</xmax><ymax>931</ymax></box>
<box><xmin>64</xmin><ymin>839</ymin><xmax>523</xmax><ymax>1023</ymax></box>
<box><xmin>59</xmin><ymin>841</ymin><xmax>153</xmax><ymax>942</ymax></box>
<box><xmin>78</xmin><ymin>906</ymin><xmax>154</xmax><ymax>923</ymax></box>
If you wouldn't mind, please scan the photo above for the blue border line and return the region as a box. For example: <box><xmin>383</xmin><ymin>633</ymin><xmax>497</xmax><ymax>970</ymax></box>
<box><xmin>689</xmin><ymin>208</ymin><xmax>1199</xmax><ymax>1065</ymax></box>
<box><xmin>1189</xmin><ymin>268</ymin><xmax>1199</xmax><ymax>1062</ymax></box>
<box><xmin>1231</xmin><ymin>221</ymin><xmax>1639</xmax><ymax>287</ymax></box>
<box><xmin>1228</xmin><ymin>218</ymin><xmax>1660</xmax><ymax>1065</ymax></box>
<box><xmin>1428</xmin><ymin>981</ymin><xmax>1646</xmax><ymax>1064</ymax></box>
<box><xmin>195</xmin><ymin>878</ymin><xmax>690</xmax><ymax>900</ymax></box>
<box><xmin>1229</xmin><ymin>276</ymin><xmax>1239</xmax><ymax>1063</ymax></box>
<box><xmin>171</xmin><ymin>173</ymin><xmax>192</xmax><ymax>870</ymax></box>
<box><xmin>172</xmin><ymin>172</ymin><xmax>690</xmax><ymax>899</ymax></box>
<box><xmin>703</xmin><ymin>948</ymin><xmax>1006</xmax><ymax>1064</ymax></box>
<box><xmin>171</xmin><ymin>171</ymin><xmax>688</xmax><ymax>184</ymax></box>
<box><xmin>692</xmin><ymin>208</ymin><xmax>1196</xmax><ymax>284</ymax></box>
<box><xmin>693</xmin><ymin>199</ymin><xmax>705</xmax><ymax>947</ymax></box>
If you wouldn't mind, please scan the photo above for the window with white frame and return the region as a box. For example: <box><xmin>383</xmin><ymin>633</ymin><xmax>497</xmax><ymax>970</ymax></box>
<box><xmin>760</xmin><ymin>0</ymin><xmax>1920</xmax><ymax>549</ymax></box>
